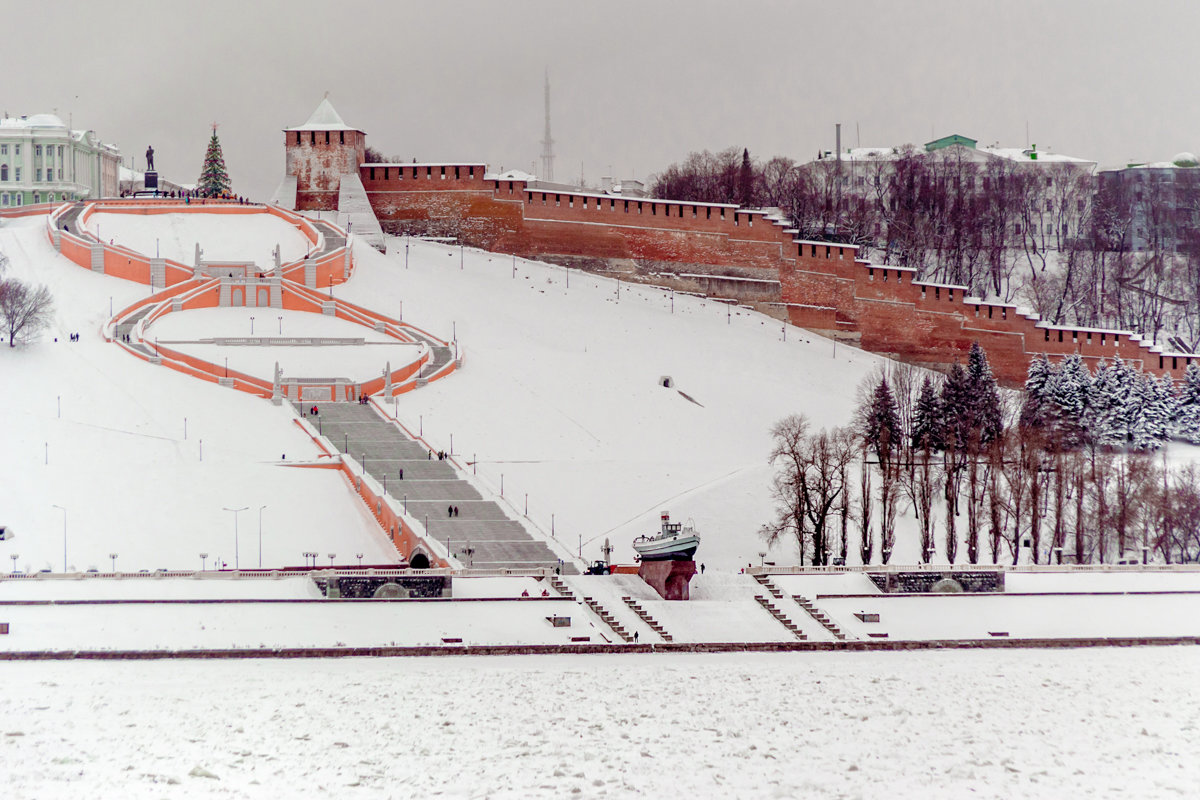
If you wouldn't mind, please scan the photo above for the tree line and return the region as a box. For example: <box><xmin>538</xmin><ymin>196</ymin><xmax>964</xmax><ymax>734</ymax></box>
<box><xmin>650</xmin><ymin>147</ymin><xmax>1200</xmax><ymax>353</ymax></box>
<box><xmin>763</xmin><ymin>343</ymin><xmax>1200</xmax><ymax>567</ymax></box>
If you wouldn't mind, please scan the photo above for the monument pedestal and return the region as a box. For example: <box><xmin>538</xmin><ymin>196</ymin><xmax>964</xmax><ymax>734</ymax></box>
<box><xmin>144</xmin><ymin>171</ymin><xmax>159</xmax><ymax>191</ymax></box>
<box><xmin>638</xmin><ymin>559</ymin><xmax>697</xmax><ymax>601</ymax></box>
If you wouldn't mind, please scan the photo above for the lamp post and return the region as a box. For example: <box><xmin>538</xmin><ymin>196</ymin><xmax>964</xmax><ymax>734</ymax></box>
<box><xmin>250</xmin><ymin>315</ymin><xmax>255</xmax><ymax>336</ymax></box>
<box><xmin>222</xmin><ymin>506</ymin><xmax>248</xmax><ymax>569</ymax></box>
<box><xmin>109</xmin><ymin>552</ymin><xmax>118</xmax><ymax>572</ymax></box>
<box><xmin>327</xmin><ymin>552</ymin><xmax>336</xmax><ymax>567</ymax></box>
<box><xmin>9</xmin><ymin>554</ymin><xmax>17</xmax><ymax>573</ymax></box>
<box><xmin>51</xmin><ymin>504</ymin><xmax>66</xmax><ymax>572</ymax></box>
<box><xmin>258</xmin><ymin>505</ymin><xmax>267</xmax><ymax>568</ymax></box>
<box><xmin>356</xmin><ymin>553</ymin><xmax>364</xmax><ymax>567</ymax></box>
<box><xmin>277</xmin><ymin>315</ymin><xmax>282</xmax><ymax>335</ymax></box>
<box><xmin>200</xmin><ymin>552</ymin><xmax>208</xmax><ymax>571</ymax></box>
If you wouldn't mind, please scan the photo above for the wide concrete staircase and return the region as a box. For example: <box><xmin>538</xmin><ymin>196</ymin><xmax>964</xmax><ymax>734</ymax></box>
<box><xmin>305</xmin><ymin>402</ymin><xmax>574</xmax><ymax>572</ymax></box>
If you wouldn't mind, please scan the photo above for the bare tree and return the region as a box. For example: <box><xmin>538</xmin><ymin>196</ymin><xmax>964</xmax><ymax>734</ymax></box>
<box><xmin>0</xmin><ymin>278</ymin><xmax>54</xmax><ymax>348</ymax></box>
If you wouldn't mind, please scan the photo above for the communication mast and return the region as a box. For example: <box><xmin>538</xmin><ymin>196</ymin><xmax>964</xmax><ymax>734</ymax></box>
<box><xmin>540</xmin><ymin>69</ymin><xmax>555</xmax><ymax>182</ymax></box>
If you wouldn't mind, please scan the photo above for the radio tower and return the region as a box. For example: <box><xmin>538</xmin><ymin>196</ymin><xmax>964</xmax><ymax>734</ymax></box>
<box><xmin>540</xmin><ymin>69</ymin><xmax>555</xmax><ymax>182</ymax></box>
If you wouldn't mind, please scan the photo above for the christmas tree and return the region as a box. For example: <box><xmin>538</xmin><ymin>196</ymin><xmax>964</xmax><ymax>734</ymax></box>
<box><xmin>197</xmin><ymin>126</ymin><xmax>231</xmax><ymax>198</ymax></box>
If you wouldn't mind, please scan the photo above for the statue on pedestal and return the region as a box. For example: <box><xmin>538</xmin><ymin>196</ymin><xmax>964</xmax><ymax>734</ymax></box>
<box><xmin>145</xmin><ymin>145</ymin><xmax>155</xmax><ymax>172</ymax></box>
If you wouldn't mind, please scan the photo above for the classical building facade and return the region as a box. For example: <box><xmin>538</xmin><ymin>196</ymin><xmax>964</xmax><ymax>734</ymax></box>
<box><xmin>0</xmin><ymin>113</ymin><xmax>120</xmax><ymax>208</ymax></box>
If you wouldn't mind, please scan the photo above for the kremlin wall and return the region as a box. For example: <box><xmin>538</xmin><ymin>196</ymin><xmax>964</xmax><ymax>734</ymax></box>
<box><xmin>281</xmin><ymin>100</ymin><xmax>1197</xmax><ymax>386</ymax></box>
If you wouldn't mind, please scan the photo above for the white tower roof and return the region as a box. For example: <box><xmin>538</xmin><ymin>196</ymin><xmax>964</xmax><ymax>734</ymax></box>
<box><xmin>284</xmin><ymin>97</ymin><xmax>361</xmax><ymax>133</ymax></box>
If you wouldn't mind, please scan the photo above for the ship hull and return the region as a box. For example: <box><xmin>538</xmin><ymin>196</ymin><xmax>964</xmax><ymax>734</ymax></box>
<box><xmin>632</xmin><ymin>535</ymin><xmax>700</xmax><ymax>562</ymax></box>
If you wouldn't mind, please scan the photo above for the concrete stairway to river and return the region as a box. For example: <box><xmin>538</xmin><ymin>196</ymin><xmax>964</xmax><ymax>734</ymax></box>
<box><xmin>300</xmin><ymin>402</ymin><xmax>576</xmax><ymax>573</ymax></box>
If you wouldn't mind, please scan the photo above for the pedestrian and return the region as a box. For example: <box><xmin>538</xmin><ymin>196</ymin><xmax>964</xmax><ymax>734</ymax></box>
<box><xmin>447</xmin><ymin>505</ymin><xmax>453</xmax><ymax>518</ymax></box>
<box><xmin>453</xmin><ymin>505</ymin><xmax>459</xmax><ymax>517</ymax></box>
<box><xmin>398</xmin><ymin>468</ymin><xmax>404</xmax><ymax>480</ymax></box>
<box><xmin>428</xmin><ymin>450</ymin><xmax>433</xmax><ymax>460</ymax></box>
<box><xmin>633</xmin><ymin>631</ymin><xmax>639</xmax><ymax>643</ymax></box>
<box><xmin>700</xmin><ymin>563</ymin><xmax>706</xmax><ymax>574</ymax></box>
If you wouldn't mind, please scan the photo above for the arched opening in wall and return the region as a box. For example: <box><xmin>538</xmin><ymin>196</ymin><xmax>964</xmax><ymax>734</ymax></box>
<box><xmin>231</xmin><ymin>287</ymin><xmax>244</xmax><ymax>306</ymax></box>
<box><xmin>1</xmin><ymin>165</ymin><xmax>8</xmax><ymax>181</ymax></box>
<box><xmin>408</xmin><ymin>551</ymin><xmax>431</xmax><ymax>569</ymax></box>
<box><xmin>258</xmin><ymin>287</ymin><xmax>270</xmax><ymax>307</ymax></box>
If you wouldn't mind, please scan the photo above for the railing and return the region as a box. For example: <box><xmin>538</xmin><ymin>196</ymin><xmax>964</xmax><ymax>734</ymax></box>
<box><xmin>750</xmin><ymin>563</ymin><xmax>1200</xmax><ymax>576</ymax></box>
<box><xmin>0</xmin><ymin>566</ymin><xmax>553</xmax><ymax>582</ymax></box>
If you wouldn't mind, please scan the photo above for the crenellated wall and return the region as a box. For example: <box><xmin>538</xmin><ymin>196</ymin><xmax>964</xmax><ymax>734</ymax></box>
<box><xmin>353</xmin><ymin>165</ymin><xmax>1196</xmax><ymax>385</ymax></box>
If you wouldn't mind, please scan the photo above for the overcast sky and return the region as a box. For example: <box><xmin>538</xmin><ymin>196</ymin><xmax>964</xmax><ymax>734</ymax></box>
<box><xmin>5</xmin><ymin>0</ymin><xmax>1198</xmax><ymax>198</ymax></box>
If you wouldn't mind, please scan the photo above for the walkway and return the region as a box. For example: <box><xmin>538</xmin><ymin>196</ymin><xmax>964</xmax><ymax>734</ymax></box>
<box><xmin>301</xmin><ymin>402</ymin><xmax>574</xmax><ymax>573</ymax></box>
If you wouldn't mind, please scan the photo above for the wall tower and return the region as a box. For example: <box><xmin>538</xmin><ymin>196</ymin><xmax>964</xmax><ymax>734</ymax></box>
<box><xmin>284</xmin><ymin>96</ymin><xmax>366</xmax><ymax>211</ymax></box>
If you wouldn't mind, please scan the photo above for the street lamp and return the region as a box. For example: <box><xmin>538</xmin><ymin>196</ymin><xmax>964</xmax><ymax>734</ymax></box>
<box><xmin>200</xmin><ymin>552</ymin><xmax>208</xmax><ymax>571</ymax></box>
<box><xmin>9</xmin><ymin>554</ymin><xmax>17</xmax><ymax>573</ymax></box>
<box><xmin>258</xmin><ymin>505</ymin><xmax>267</xmax><ymax>568</ymax></box>
<box><xmin>222</xmin><ymin>506</ymin><xmax>248</xmax><ymax>569</ymax></box>
<box><xmin>250</xmin><ymin>315</ymin><xmax>255</xmax><ymax>336</ymax></box>
<box><xmin>327</xmin><ymin>552</ymin><xmax>336</xmax><ymax>567</ymax></box>
<box><xmin>356</xmin><ymin>552</ymin><xmax>364</xmax><ymax>567</ymax></box>
<box><xmin>277</xmin><ymin>315</ymin><xmax>282</xmax><ymax>335</ymax></box>
<box><xmin>109</xmin><ymin>552</ymin><xmax>118</xmax><ymax>572</ymax></box>
<box><xmin>51</xmin><ymin>504</ymin><xmax>66</xmax><ymax>572</ymax></box>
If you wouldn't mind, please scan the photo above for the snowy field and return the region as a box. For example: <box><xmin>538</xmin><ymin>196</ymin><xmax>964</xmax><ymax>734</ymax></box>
<box><xmin>85</xmin><ymin>211</ymin><xmax>311</xmax><ymax>268</ymax></box>
<box><xmin>1</xmin><ymin>648</ymin><xmax>1197</xmax><ymax>799</ymax></box>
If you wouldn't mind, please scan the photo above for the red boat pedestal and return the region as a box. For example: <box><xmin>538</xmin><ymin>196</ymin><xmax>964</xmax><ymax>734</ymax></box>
<box><xmin>638</xmin><ymin>560</ymin><xmax>697</xmax><ymax>601</ymax></box>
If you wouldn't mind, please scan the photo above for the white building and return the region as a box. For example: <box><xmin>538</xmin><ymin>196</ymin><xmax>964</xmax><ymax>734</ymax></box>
<box><xmin>0</xmin><ymin>113</ymin><xmax>120</xmax><ymax>208</ymax></box>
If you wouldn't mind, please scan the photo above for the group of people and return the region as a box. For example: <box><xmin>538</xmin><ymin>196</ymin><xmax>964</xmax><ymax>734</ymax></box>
<box><xmin>447</xmin><ymin>505</ymin><xmax>460</xmax><ymax>517</ymax></box>
<box><xmin>430</xmin><ymin>449</ymin><xmax>449</xmax><ymax>460</ymax></box>
<box><xmin>117</xmin><ymin>189</ymin><xmax>254</xmax><ymax>205</ymax></box>
<box><xmin>66</xmin><ymin>332</ymin><xmax>82</xmax><ymax>342</ymax></box>
<box><xmin>356</xmin><ymin>395</ymin><xmax>370</xmax><ymax>405</ymax></box>
<box><xmin>308</xmin><ymin>405</ymin><xmax>319</xmax><ymax>416</ymax></box>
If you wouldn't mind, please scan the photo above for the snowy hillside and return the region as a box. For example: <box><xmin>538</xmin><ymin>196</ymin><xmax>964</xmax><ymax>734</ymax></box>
<box><xmin>343</xmin><ymin>236</ymin><xmax>888</xmax><ymax>568</ymax></box>
<box><xmin>0</xmin><ymin>213</ymin><xmax>889</xmax><ymax>573</ymax></box>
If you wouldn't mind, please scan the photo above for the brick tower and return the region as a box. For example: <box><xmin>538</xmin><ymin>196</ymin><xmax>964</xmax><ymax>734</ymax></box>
<box><xmin>284</xmin><ymin>96</ymin><xmax>365</xmax><ymax>211</ymax></box>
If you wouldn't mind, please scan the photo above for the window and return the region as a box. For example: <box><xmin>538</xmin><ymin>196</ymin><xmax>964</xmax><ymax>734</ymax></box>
<box><xmin>45</xmin><ymin>168</ymin><xmax>52</xmax><ymax>181</ymax></box>
<box><xmin>1</xmin><ymin>193</ymin><xmax>7</xmax><ymax>206</ymax></box>
<box><xmin>0</xmin><ymin>165</ymin><xmax>6</xmax><ymax>182</ymax></box>
<box><xmin>14</xmin><ymin>167</ymin><xmax>20</xmax><ymax>181</ymax></box>
<box><xmin>14</xmin><ymin>194</ymin><xmax>20</xmax><ymax>206</ymax></box>
<box><xmin>58</xmin><ymin>146</ymin><xmax>64</xmax><ymax>159</ymax></box>
<box><xmin>14</xmin><ymin>145</ymin><xmax>19</xmax><ymax>155</ymax></box>
<box><xmin>57</xmin><ymin>168</ymin><xmax>62</xmax><ymax>180</ymax></box>
<box><xmin>324</xmin><ymin>131</ymin><xmax>330</xmax><ymax>145</ymax></box>
<box><xmin>339</xmin><ymin>131</ymin><xmax>344</xmax><ymax>145</ymax></box>
<box><xmin>33</xmin><ymin>192</ymin><xmax>39</xmax><ymax>203</ymax></box>
<box><xmin>35</xmin><ymin>145</ymin><xmax>42</xmax><ymax>157</ymax></box>
<box><xmin>0</xmin><ymin>144</ymin><xmax>6</xmax><ymax>155</ymax></box>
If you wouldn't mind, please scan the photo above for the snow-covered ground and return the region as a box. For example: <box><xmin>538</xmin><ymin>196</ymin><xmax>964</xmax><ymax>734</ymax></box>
<box><xmin>0</xmin><ymin>216</ymin><xmax>396</xmax><ymax>573</ymax></box>
<box><xmin>350</xmin><ymin>236</ymin><xmax>887</xmax><ymax>569</ymax></box>
<box><xmin>85</xmin><ymin>211</ymin><xmax>311</xmax><ymax>268</ymax></box>
<box><xmin>1</xmin><ymin>648</ymin><xmax>1197</xmax><ymax>799</ymax></box>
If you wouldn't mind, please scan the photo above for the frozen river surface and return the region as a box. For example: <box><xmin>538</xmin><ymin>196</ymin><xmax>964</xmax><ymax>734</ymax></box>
<box><xmin>1</xmin><ymin>648</ymin><xmax>1197</xmax><ymax>799</ymax></box>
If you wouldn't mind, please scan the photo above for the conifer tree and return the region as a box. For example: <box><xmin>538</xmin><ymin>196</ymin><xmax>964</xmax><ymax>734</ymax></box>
<box><xmin>1020</xmin><ymin>355</ymin><xmax>1054</xmax><ymax>431</ymax></box>
<box><xmin>1047</xmin><ymin>354</ymin><xmax>1091</xmax><ymax>448</ymax></box>
<box><xmin>197</xmin><ymin>126</ymin><xmax>231</xmax><ymax>198</ymax></box>
<box><xmin>966</xmin><ymin>343</ymin><xmax>1003</xmax><ymax>447</ymax></box>
<box><xmin>1176</xmin><ymin>362</ymin><xmax>1200</xmax><ymax>444</ymax></box>
<box><xmin>911</xmin><ymin>375</ymin><xmax>943</xmax><ymax>451</ymax></box>
<box><xmin>863</xmin><ymin>376</ymin><xmax>901</xmax><ymax>468</ymax></box>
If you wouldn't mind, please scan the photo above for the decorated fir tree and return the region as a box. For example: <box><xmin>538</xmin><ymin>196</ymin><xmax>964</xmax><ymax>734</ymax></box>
<box><xmin>197</xmin><ymin>126</ymin><xmax>231</xmax><ymax>198</ymax></box>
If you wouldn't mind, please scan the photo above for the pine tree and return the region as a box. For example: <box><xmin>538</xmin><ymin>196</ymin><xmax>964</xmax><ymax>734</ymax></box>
<box><xmin>911</xmin><ymin>375</ymin><xmax>943</xmax><ymax>451</ymax></box>
<box><xmin>738</xmin><ymin>148</ymin><xmax>755</xmax><ymax>208</ymax></box>
<box><xmin>940</xmin><ymin>363</ymin><xmax>972</xmax><ymax>453</ymax></box>
<box><xmin>1089</xmin><ymin>359</ymin><xmax>1127</xmax><ymax>447</ymax></box>
<box><xmin>863</xmin><ymin>376</ymin><xmax>900</xmax><ymax>468</ymax></box>
<box><xmin>1047</xmin><ymin>354</ymin><xmax>1091</xmax><ymax>448</ymax></box>
<box><xmin>966</xmin><ymin>342</ymin><xmax>1003</xmax><ymax>447</ymax></box>
<box><xmin>197</xmin><ymin>127</ymin><xmax>231</xmax><ymax>198</ymax></box>
<box><xmin>1020</xmin><ymin>355</ymin><xmax>1054</xmax><ymax>431</ymax></box>
<box><xmin>1176</xmin><ymin>362</ymin><xmax>1200</xmax><ymax>444</ymax></box>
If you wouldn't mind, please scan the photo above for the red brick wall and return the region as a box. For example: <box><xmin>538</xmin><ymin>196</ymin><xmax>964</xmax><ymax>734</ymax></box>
<box><xmin>353</xmin><ymin>162</ymin><xmax>1195</xmax><ymax>386</ymax></box>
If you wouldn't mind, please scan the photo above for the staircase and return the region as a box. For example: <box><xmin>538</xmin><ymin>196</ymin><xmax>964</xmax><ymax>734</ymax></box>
<box><xmin>547</xmin><ymin>578</ymin><xmax>629</xmax><ymax>642</ymax></box>
<box><xmin>621</xmin><ymin>596</ymin><xmax>672</xmax><ymax>642</ymax></box>
<box><xmin>754</xmin><ymin>595</ymin><xmax>807</xmax><ymax>640</ymax></box>
<box><xmin>793</xmin><ymin>594</ymin><xmax>848</xmax><ymax>641</ymax></box>
<box><xmin>582</xmin><ymin>596</ymin><xmax>631</xmax><ymax>642</ymax></box>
